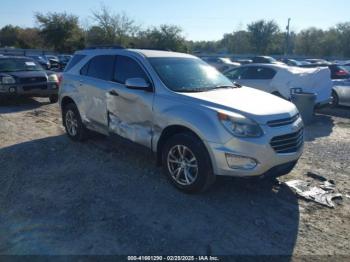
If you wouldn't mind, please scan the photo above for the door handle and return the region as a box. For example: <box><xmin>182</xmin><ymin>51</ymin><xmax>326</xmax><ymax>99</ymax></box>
<box><xmin>109</xmin><ymin>90</ymin><xmax>119</xmax><ymax>96</ymax></box>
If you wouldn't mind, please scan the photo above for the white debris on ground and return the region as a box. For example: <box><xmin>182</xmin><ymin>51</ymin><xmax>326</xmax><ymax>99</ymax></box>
<box><xmin>284</xmin><ymin>179</ymin><xmax>343</xmax><ymax>208</ymax></box>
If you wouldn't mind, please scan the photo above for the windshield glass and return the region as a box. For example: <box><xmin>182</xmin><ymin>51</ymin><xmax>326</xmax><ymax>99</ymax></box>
<box><xmin>149</xmin><ymin>57</ymin><xmax>234</xmax><ymax>92</ymax></box>
<box><xmin>0</xmin><ymin>58</ymin><xmax>44</xmax><ymax>72</ymax></box>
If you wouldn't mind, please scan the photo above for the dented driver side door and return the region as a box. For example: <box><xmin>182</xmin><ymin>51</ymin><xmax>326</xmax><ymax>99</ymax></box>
<box><xmin>106</xmin><ymin>55</ymin><xmax>154</xmax><ymax>148</ymax></box>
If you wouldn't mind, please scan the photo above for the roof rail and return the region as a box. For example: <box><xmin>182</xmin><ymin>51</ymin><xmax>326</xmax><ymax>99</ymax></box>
<box><xmin>84</xmin><ymin>45</ymin><xmax>124</xmax><ymax>50</ymax></box>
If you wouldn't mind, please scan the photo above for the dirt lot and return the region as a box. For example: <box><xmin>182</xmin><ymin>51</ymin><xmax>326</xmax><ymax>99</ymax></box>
<box><xmin>0</xmin><ymin>97</ymin><xmax>349</xmax><ymax>256</ymax></box>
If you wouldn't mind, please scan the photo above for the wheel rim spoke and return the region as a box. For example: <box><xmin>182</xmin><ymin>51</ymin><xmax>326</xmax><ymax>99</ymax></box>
<box><xmin>66</xmin><ymin>110</ymin><xmax>77</xmax><ymax>136</ymax></box>
<box><xmin>167</xmin><ymin>145</ymin><xmax>198</xmax><ymax>186</ymax></box>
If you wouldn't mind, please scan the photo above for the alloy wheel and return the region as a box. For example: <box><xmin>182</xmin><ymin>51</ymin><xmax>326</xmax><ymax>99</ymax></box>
<box><xmin>167</xmin><ymin>145</ymin><xmax>199</xmax><ymax>186</ymax></box>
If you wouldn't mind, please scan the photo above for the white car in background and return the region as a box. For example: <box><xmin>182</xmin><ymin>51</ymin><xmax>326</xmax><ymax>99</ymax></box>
<box><xmin>201</xmin><ymin>57</ymin><xmax>240</xmax><ymax>72</ymax></box>
<box><xmin>224</xmin><ymin>63</ymin><xmax>332</xmax><ymax>107</ymax></box>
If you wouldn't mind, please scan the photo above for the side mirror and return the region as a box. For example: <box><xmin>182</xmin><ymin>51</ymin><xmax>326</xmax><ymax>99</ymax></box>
<box><xmin>125</xmin><ymin>78</ymin><xmax>152</xmax><ymax>92</ymax></box>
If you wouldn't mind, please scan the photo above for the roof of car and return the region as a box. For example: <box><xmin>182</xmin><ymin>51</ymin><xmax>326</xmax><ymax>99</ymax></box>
<box><xmin>239</xmin><ymin>63</ymin><xmax>289</xmax><ymax>69</ymax></box>
<box><xmin>0</xmin><ymin>55</ymin><xmax>33</xmax><ymax>60</ymax></box>
<box><xmin>76</xmin><ymin>48</ymin><xmax>195</xmax><ymax>59</ymax></box>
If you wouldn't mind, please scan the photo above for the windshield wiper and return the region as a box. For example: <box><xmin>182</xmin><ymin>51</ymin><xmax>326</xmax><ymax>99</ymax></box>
<box><xmin>209</xmin><ymin>84</ymin><xmax>238</xmax><ymax>90</ymax></box>
<box><xmin>176</xmin><ymin>88</ymin><xmax>207</xmax><ymax>93</ymax></box>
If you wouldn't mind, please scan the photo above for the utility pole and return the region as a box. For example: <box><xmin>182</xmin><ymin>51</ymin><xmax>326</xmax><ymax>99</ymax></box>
<box><xmin>285</xmin><ymin>18</ymin><xmax>291</xmax><ymax>56</ymax></box>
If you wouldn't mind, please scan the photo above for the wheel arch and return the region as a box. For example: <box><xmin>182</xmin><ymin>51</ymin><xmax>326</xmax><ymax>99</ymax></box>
<box><xmin>156</xmin><ymin>125</ymin><xmax>210</xmax><ymax>167</ymax></box>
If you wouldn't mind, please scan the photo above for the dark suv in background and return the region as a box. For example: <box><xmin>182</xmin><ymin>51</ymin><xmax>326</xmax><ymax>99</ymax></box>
<box><xmin>0</xmin><ymin>56</ymin><xmax>60</xmax><ymax>103</ymax></box>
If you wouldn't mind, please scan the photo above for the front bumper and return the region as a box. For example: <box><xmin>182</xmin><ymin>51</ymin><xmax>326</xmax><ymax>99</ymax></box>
<box><xmin>206</xmin><ymin>117</ymin><xmax>304</xmax><ymax>177</ymax></box>
<box><xmin>315</xmin><ymin>98</ymin><xmax>332</xmax><ymax>108</ymax></box>
<box><xmin>0</xmin><ymin>82</ymin><xmax>58</xmax><ymax>97</ymax></box>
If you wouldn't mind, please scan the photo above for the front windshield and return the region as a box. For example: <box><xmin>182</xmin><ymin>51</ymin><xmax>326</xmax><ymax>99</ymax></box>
<box><xmin>149</xmin><ymin>57</ymin><xmax>234</xmax><ymax>92</ymax></box>
<box><xmin>0</xmin><ymin>58</ymin><xmax>44</xmax><ymax>72</ymax></box>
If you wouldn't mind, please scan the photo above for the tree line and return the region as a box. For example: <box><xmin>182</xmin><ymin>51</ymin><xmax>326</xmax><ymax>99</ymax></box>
<box><xmin>1</xmin><ymin>5</ymin><xmax>350</xmax><ymax>58</ymax></box>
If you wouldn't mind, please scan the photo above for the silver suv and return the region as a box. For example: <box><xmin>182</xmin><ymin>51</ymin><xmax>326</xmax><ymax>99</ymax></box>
<box><xmin>59</xmin><ymin>47</ymin><xmax>304</xmax><ymax>193</ymax></box>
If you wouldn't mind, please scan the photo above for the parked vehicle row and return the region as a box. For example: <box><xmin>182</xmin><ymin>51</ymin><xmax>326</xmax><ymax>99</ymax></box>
<box><xmin>201</xmin><ymin>57</ymin><xmax>240</xmax><ymax>72</ymax></box>
<box><xmin>24</xmin><ymin>54</ymin><xmax>72</xmax><ymax>71</ymax></box>
<box><xmin>200</xmin><ymin>55</ymin><xmax>350</xmax><ymax>107</ymax></box>
<box><xmin>223</xmin><ymin>63</ymin><xmax>333</xmax><ymax>107</ymax></box>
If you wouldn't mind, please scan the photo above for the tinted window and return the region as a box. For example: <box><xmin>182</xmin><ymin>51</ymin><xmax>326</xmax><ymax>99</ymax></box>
<box><xmin>114</xmin><ymin>56</ymin><xmax>148</xmax><ymax>84</ymax></box>
<box><xmin>241</xmin><ymin>67</ymin><xmax>276</xmax><ymax>80</ymax></box>
<box><xmin>65</xmin><ymin>54</ymin><xmax>85</xmax><ymax>72</ymax></box>
<box><xmin>86</xmin><ymin>55</ymin><xmax>115</xmax><ymax>81</ymax></box>
<box><xmin>80</xmin><ymin>62</ymin><xmax>89</xmax><ymax>76</ymax></box>
<box><xmin>224</xmin><ymin>67</ymin><xmax>247</xmax><ymax>80</ymax></box>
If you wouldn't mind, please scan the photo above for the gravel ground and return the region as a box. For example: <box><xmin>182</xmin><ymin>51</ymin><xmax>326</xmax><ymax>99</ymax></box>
<box><xmin>0</xmin><ymin>97</ymin><xmax>349</xmax><ymax>257</ymax></box>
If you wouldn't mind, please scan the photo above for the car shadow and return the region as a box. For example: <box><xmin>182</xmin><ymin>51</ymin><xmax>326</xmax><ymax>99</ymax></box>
<box><xmin>303</xmin><ymin>113</ymin><xmax>334</xmax><ymax>142</ymax></box>
<box><xmin>316</xmin><ymin>106</ymin><xmax>350</xmax><ymax>119</ymax></box>
<box><xmin>0</xmin><ymin>97</ymin><xmax>51</xmax><ymax>114</ymax></box>
<box><xmin>0</xmin><ymin>135</ymin><xmax>299</xmax><ymax>257</ymax></box>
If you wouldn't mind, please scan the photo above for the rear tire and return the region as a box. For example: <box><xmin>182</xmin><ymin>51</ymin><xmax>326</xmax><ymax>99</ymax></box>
<box><xmin>162</xmin><ymin>132</ymin><xmax>215</xmax><ymax>193</ymax></box>
<box><xmin>331</xmin><ymin>91</ymin><xmax>339</xmax><ymax>107</ymax></box>
<box><xmin>49</xmin><ymin>95</ymin><xmax>58</xmax><ymax>103</ymax></box>
<box><xmin>62</xmin><ymin>103</ymin><xmax>88</xmax><ymax>141</ymax></box>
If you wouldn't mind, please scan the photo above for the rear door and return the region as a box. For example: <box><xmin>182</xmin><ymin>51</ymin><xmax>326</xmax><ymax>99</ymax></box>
<box><xmin>106</xmin><ymin>55</ymin><xmax>154</xmax><ymax>148</ymax></box>
<box><xmin>79</xmin><ymin>55</ymin><xmax>116</xmax><ymax>131</ymax></box>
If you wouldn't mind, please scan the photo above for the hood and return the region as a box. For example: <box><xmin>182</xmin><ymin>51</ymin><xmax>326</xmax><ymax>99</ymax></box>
<box><xmin>180</xmin><ymin>87</ymin><xmax>298</xmax><ymax>124</ymax></box>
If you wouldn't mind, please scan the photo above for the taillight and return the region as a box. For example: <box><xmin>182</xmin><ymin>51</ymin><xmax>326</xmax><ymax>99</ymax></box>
<box><xmin>336</xmin><ymin>70</ymin><xmax>349</xmax><ymax>76</ymax></box>
<box><xmin>58</xmin><ymin>74</ymin><xmax>63</xmax><ymax>87</ymax></box>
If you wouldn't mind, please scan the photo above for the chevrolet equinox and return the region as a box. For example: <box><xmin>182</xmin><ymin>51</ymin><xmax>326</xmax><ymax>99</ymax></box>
<box><xmin>59</xmin><ymin>47</ymin><xmax>304</xmax><ymax>193</ymax></box>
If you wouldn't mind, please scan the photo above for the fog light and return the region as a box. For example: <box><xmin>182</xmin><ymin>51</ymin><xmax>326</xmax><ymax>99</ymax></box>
<box><xmin>225</xmin><ymin>153</ymin><xmax>257</xmax><ymax>170</ymax></box>
<box><xmin>9</xmin><ymin>87</ymin><xmax>16</xmax><ymax>93</ymax></box>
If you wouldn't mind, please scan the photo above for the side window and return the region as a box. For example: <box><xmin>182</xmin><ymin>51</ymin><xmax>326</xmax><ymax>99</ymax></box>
<box><xmin>64</xmin><ymin>54</ymin><xmax>85</xmax><ymax>72</ymax></box>
<box><xmin>114</xmin><ymin>56</ymin><xmax>148</xmax><ymax>84</ymax></box>
<box><xmin>225</xmin><ymin>68</ymin><xmax>245</xmax><ymax>80</ymax></box>
<box><xmin>241</xmin><ymin>67</ymin><xmax>276</xmax><ymax>80</ymax></box>
<box><xmin>80</xmin><ymin>62</ymin><xmax>89</xmax><ymax>76</ymax></box>
<box><xmin>83</xmin><ymin>55</ymin><xmax>115</xmax><ymax>81</ymax></box>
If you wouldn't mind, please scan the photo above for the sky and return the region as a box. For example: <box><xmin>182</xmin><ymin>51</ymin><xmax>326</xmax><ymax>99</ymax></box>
<box><xmin>0</xmin><ymin>0</ymin><xmax>348</xmax><ymax>41</ymax></box>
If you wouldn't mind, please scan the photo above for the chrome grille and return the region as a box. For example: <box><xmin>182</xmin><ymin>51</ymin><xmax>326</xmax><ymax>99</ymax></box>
<box><xmin>19</xmin><ymin>77</ymin><xmax>47</xmax><ymax>84</ymax></box>
<box><xmin>22</xmin><ymin>84</ymin><xmax>47</xmax><ymax>91</ymax></box>
<box><xmin>267</xmin><ymin>114</ymin><xmax>300</xmax><ymax>127</ymax></box>
<box><xmin>270</xmin><ymin>128</ymin><xmax>304</xmax><ymax>154</ymax></box>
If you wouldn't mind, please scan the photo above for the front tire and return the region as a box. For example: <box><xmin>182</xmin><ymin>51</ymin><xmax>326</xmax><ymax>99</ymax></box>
<box><xmin>49</xmin><ymin>95</ymin><xmax>58</xmax><ymax>103</ymax></box>
<box><xmin>162</xmin><ymin>133</ymin><xmax>215</xmax><ymax>193</ymax></box>
<box><xmin>62</xmin><ymin>103</ymin><xmax>88</xmax><ymax>141</ymax></box>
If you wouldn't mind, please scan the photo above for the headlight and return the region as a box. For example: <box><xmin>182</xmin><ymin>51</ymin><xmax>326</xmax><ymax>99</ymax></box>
<box><xmin>218</xmin><ymin>112</ymin><xmax>263</xmax><ymax>137</ymax></box>
<box><xmin>48</xmin><ymin>74</ymin><xmax>59</xmax><ymax>83</ymax></box>
<box><xmin>1</xmin><ymin>76</ymin><xmax>16</xmax><ymax>84</ymax></box>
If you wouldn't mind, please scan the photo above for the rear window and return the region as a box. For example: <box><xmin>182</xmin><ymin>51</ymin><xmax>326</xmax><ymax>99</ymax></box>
<box><xmin>242</xmin><ymin>67</ymin><xmax>276</xmax><ymax>80</ymax></box>
<box><xmin>64</xmin><ymin>54</ymin><xmax>86</xmax><ymax>72</ymax></box>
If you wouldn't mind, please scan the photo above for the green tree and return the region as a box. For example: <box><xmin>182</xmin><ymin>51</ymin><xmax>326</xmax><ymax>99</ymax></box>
<box><xmin>247</xmin><ymin>20</ymin><xmax>280</xmax><ymax>54</ymax></box>
<box><xmin>136</xmin><ymin>25</ymin><xmax>187</xmax><ymax>52</ymax></box>
<box><xmin>221</xmin><ymin>31</ymin><xmax>252</xmax><ymax>54</ymax></box>
<box><xmin>295</xmin><ymin>28</ymin><xmax>324</xmax><ymax>56</ymax></box>
<box><xmin>17</xmin><ymin>28</ymin><xmax>43</xmax><ymax>49</ymax></box>
<box><xmin>336</xmin><ymin>22</ymin><xmax>350</xmax><ymax>57</ymax></box>
<box><xmin>90</xmin><ymin>5</ymin><xmax>139</xmax><ymax>46</ymax></box>
<box><xmin>35</xmin><ymin>12</ymin><xmax>85</xmax><ymax>52</ymax></box>
<box><xmin>0</xmin><ymin>25</ymin><xmax>20</xmax><ymax>47</ymax></box>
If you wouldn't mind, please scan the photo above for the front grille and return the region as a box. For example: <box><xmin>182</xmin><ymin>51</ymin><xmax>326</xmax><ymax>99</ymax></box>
<box><xmin>22</xmin><ymin>84</ymin><xmax>48</xmax><ymax>91</ymax></box>
<box><xmin>270</xmin><ymin>128</ymin><xmax>304</xmax><ymax>154</ymax></box>
<box><xmin>267</xmin><ymin>114</ymin><xmax>300</xmax><ymax>127</ymax></box>
<box><xmin>19</xmin><ymin>77</ymin><xmax>47</xmax><ymax>84</ymax></box>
